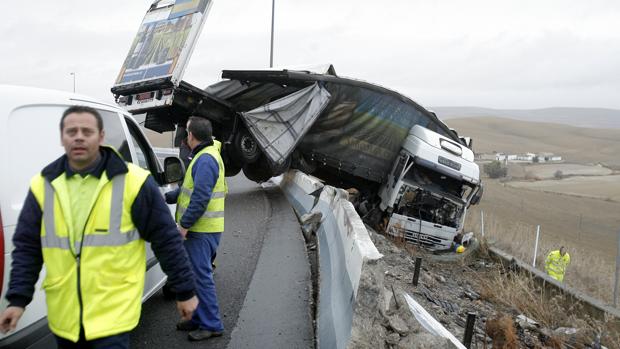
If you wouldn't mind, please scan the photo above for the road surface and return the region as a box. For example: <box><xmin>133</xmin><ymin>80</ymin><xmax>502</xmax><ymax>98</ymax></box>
<box><xmin>131</xmin><ymin>174</ymin><xmax>313</xmax><ymax>348</ymax></box>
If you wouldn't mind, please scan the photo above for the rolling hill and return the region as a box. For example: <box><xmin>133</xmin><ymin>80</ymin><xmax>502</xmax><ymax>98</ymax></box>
<box><xmin>433</xmin><ymin>106</ymin><xmax>620</xmax><ymax>129</ymax></box>
<box><xmin>444</xmin><ymin>116</ymin><xmax>620</xmax><ymax>168</ymax></box>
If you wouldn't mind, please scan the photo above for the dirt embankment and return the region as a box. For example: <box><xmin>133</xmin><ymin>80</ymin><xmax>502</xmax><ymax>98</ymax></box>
<box><xmin>348</xmin><ymin>229</ymin><xmax>618</xmax><ymax>348</ymax></box>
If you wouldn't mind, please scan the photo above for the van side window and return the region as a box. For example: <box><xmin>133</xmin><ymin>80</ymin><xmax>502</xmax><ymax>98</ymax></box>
<box><xmin>125</xmin><ymin>117</ymin><xmax>158</xmax><ymax>173</ymax></box>
<box><xmin>99</xmin><ymin>110</ymin><xmax>132</xmax><ymax>162</ymax></box>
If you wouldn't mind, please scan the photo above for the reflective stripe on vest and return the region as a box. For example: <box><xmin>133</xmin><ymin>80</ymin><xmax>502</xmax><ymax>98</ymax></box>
<box><xmin>180</xmin><ymin>187</ymin><xmax>226</xmax><ymax>199</ymax></box>
<box><xmin>176</xmin><ymin>143</ymin><xmax>227</xmax><ymax>232</ymax></box>
<box><xmin>33</xmin><ymin>162</ymin><xmax>149</xmax><ymax>342</ymax></box>
<box><xmin>42</xmin><ymin>175</ymin><xmax>139</xmax><ymax>253</ymax></box>
<box><xmin>176</xmin><ymin>205</ymin><xmax>225</xmax><ymax>218</ymax></box>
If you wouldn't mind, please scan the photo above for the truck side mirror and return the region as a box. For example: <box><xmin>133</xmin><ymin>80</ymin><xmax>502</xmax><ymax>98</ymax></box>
<box><xmin>163</xmin><ymin>157</ymin><xmax>185</xmax><ymax>183</ymax></box>
<box><xmin>470</xmin><ymin>185</ymin><xmax>483</xmax><ymax>205</ymax></box>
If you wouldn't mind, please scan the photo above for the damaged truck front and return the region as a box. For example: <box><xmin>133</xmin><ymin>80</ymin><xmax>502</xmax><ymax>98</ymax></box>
<box><xmin>111</xmin><ymin>0</ymin><xmax>482</xmax><ymax>251</ymax></box>
<box><xmin>378</xmin><ymin>125</ymin><xmax>481</xmax><ymax>250</ymax></box>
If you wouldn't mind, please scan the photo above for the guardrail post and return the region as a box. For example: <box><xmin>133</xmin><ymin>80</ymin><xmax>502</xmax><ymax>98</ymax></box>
<box><xmin>532</xmin><ymin>225</ymin><xmax>540</xmax><ymax>267</ymax></box>
<box><xmin>412</xmin><ymin>257</ymin><xmax>422</xmax><ymax>286</ymax></box>
<box><xmin>481</xmin><ymin>211</ymin><xmax>484</xmax><ymax>237</ymax></box>
<box><xmin>463</xmin><ymin>312</ymin><xmax>476</xmax><ymax>348</ymax></box>
<box><xmin>614</xmin><ymin>230</ymin><xmax>620</xmax><ymax>307</ymax></box>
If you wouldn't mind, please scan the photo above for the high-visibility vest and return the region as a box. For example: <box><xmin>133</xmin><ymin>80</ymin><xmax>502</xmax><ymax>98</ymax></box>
<box><xmin>544</xmin><ymin>250</ymin><xmax>570</xmax><ymax>282</ymax></box>
<box><xmin>30</xmin><ymin>163</ymin><xmax>150</xmax><ymax>342</ymax></box>
<box><xmin>176</xmin><ymin>140</ymin><xmax>227</xmax><ymax>232</ymax></box>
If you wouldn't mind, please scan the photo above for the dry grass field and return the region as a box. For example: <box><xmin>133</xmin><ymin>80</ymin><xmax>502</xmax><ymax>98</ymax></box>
<box><xmin>464</xmin><ymin>180</ymin><xmax>620</xmax><ymax>303</ymax></box>
<box><xmin>446</xmin><ymin>116</ymin><xmax>620</xmax><ymax>303</ymax></box>
<box><xmin>446</xmin><ymin>116</ymin><xmax>620</xmax><ymax>168</ymax></box>
<box><xmin>523</xmin><ymin>163</ymin><xmax>613</xmax><ymax>178</ymax></box>
<box><xmin>508</xmin><ymin>175</ymin><xmax>620</xmax><ymax>202</ymax></box>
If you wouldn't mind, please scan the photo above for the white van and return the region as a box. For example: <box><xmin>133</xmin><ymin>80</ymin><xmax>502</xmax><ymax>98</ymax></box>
<box><xmin>0</xmin><ymin>85</ymin><xmax>182</xmax><ymax>348</ymax></box>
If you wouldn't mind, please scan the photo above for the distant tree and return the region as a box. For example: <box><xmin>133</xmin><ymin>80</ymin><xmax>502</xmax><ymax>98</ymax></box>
<box><xmin>554</xmin><ymin>170</ymin><xmax>563</xmax><ymax>179</ymax></box>
<box><xmin>484</xmin><ymin>160</ymin><xmax>507</xmax><ymax>178</ymax></box>
<box><xmin>532</xmin><ymin>156</ymin><xmax>539</xmax><ymax>163</ymax></box>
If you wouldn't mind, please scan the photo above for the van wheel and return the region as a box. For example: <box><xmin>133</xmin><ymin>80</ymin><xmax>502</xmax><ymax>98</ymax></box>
<box><xmin>234</xmin><ymin>128</ymin><xmax>261</xmax><ymax>164</ymax></box>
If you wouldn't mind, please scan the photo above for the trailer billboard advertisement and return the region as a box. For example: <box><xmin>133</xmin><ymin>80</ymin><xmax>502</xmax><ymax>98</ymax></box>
<box><xmin>114</xmin><ymin>0</ymin><xmax>212</xmax><ymax>88</ymax></box>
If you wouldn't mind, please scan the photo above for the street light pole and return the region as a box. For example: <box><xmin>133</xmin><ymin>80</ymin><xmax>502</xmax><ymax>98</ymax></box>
<box><xmin>70</xmin><ymin>72</ymin><xmax>76</xmax><ymax>93</ymax></box>
<box><xmin>270</xmin><ymin>0</ymin><xmax>275</xmax><ymax>68</ymax></box>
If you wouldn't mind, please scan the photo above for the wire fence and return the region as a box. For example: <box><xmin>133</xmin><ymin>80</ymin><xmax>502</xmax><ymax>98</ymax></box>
<box><xmin>465</xmin><ymin>208</ymin><xmax>619</xmax><ymax>306</ymax></box>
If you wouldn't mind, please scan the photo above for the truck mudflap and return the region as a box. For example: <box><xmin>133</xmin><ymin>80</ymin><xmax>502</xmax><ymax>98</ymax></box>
<box><xmin>386</xmin><ymin>213</ymin><xmax>457</xmax><ymax>251</ymax></box>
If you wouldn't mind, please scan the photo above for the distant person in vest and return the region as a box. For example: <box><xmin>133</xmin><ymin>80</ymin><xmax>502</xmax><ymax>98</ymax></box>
<box><xmin>545</xmin><ymin>246</ymin><xmax>571</xmax><ymax>282</ymax></box>
<box><xmin>0</xmin><ymin>106</ymin><xmax>198</xmax><ymax>348</ymax></box>
<box><xmin>165</xmin><ymin>116</ymin><xmax>227</xmax><ymax>341</ymax></box>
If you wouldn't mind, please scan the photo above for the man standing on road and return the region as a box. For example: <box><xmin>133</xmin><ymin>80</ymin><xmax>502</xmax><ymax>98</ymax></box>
<box><xmin>545</xmin><ymin>246</ymin><xmax>571</xmax><ymax>282</ymax></box>
<box><xmin>0</xmin><ymin>106</ymin><xmax>198</xmax><ymax>348</ymax></box>
<box><xmin>166</xmin><ymin>116</ymin><xmax>227</xmax><ymax>341</ymax></box>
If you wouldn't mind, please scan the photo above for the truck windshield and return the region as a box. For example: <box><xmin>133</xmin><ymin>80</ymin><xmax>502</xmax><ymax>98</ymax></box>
<box><xmin>394</xmin><ymin>185</ymin><xmax>461</xmax><ymax>228</ymax></box>
<box><xmin>402</xmin><ymin>164</ymin><xmax>473</xmax><ymax>203</ymax></box>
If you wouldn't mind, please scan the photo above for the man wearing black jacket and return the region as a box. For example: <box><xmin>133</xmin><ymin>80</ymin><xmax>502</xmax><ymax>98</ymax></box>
<box><xmin>0</xmin><ymin>106</ymin><xmax>197</xmax><ymax>348</ymax></box>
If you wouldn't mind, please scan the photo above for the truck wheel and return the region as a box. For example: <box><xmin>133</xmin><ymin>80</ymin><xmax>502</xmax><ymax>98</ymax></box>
<box><xmin>268</xmin><ymin>155</ymin><xmax>292</xmax><ymax>176</ymax></box>
<box><xmin>234</xmin><ymin>128</ymin><xmax>261</xmax><ymax>164</ymax></box>
<box><xmin>221</xmin><ymin>145</ymin><xmax>242</xmax><ymax>176</ymax></box>
<box><xmin>242</xmin><ymin>159</ymin><xmax>273</xmax><ymax>183</ymax></box>
<box><xmin>291</xmin><ymin>151</ymin><xmax>316</xmax><ymax>174</ymax></box>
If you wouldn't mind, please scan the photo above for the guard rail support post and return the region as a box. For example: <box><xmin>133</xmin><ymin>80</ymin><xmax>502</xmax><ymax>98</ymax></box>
<box><xmin>412</xmin><ymin>257</ymin><xmax>422</xmax><ymax>286</ymax></box>
<box><xmin>463</xmin><ymin>312</ymin><xmax>476</xmax><ymax>348</ymax></box>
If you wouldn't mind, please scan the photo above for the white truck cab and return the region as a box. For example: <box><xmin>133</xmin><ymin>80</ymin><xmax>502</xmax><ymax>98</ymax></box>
<box><xmin>0</xmin><ymin>85</ymin><xmax>182</xmax><ymax>348</ymax></box>
<box><xmin>379</xmin><ymin>125</ymin><xmax>481</xmax><ymax>251</ymax></box>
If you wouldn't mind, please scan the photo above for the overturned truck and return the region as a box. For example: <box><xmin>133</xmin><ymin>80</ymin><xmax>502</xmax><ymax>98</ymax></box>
<box><xmin>111</xmin><ymin>0</ymin><xmax>482</xmax><ymax>250</ymax></box>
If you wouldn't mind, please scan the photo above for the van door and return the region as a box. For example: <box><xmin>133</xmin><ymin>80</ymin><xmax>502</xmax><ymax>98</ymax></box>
<box><xmin>122</xmin><ymin>115</ymin><xmax>173</xmax><ymax>300</ymax></box>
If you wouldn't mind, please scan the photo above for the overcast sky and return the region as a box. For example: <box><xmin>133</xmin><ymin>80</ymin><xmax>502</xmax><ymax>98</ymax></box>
<box><xmin>2</xmin><ymin>0</ymin><xmax>619</xmax><ymax>109</ymax></box>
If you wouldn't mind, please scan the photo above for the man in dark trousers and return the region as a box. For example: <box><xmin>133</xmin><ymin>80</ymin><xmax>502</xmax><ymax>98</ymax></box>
<box><xmin>166</xmin><ymin>116</ymin><xmax>226</xmax><ymax>341</ymax></box>
<box><xmin>0</xmin><ymin>106</ymin><xmax>198</xmax><ymax>348</ymax></box>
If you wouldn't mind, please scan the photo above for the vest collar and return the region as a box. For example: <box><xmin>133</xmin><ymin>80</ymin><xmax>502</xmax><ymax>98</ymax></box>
<box><xmin>42</xmin><ymin>146</ymin><xmax>129</xmax><ymax>182</ymax></box>
<box><xmin>190</xmin><ymin>140</ymin><xmax>214</xmax><ymax>157</ymax></box>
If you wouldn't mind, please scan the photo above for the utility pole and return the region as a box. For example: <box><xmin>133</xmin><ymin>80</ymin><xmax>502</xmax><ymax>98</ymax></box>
<box><xmin>70</xmin><ymin>72</ymin><xmax>76</xmax><ymax>93</ymax></box>
<box><xmin>270</xmin><ymin>0</ymin><xmax>275</xmax><ymax>68</ymax></box>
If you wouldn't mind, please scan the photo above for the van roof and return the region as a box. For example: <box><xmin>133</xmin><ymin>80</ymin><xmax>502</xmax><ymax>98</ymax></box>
<box><xmin>0</xmin><ymin>84</ymin><xmax>122</xmax><ymax>115</ymax></box>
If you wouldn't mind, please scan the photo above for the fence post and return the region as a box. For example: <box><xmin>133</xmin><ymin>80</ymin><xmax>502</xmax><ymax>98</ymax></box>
<box><xmin>481</xmin><ymin>211</ymin><xmax>485</xmax><ymax>237</ymax></box>
<box><xmin>532</xmin><ymin>225</ymin><xmax>540</xmax><ymax>268</ymax></box>
<box><xmin>614</xmin><ymin>230</ymin><xmax>620</xmax><ymax>307</ymax></box>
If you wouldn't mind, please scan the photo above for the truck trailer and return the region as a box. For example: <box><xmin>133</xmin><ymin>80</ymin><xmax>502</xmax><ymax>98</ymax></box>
<box><xmin>111</xmin><ymin>0</ymin><xmax>482</xmax><ymax>250</ymax></box>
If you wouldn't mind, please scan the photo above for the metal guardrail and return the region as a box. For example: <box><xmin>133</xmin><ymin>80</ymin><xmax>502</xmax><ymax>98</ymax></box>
<box><xmin>488</xmin><ymin>246</ymin><xmax>620</xmax><ymax>323</ymax></box>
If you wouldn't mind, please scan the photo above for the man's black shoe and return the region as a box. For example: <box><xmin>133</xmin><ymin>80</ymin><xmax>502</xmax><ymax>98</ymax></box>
<box><xmin>188</xmin><ymin>329</ymin><xmax>224</xmax><ymax>341</ymax></box>
<box><xmin>176</xmin><ymin>320</ymin><xmax>199</xmax><ymax>331</ymax></box>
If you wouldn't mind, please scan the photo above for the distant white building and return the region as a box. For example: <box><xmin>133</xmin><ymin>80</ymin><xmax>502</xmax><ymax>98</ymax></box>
<box><xmin>487</xmin><ymin>151</ymin><xmax>562</xmax><ymax>163</ymax></box>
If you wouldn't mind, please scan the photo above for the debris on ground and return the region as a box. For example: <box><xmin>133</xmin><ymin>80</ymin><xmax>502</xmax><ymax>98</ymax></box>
<box><xmin>347</xmin><ymin>226</ymin><xmax>617</xmax><ymax>348</ymax></box>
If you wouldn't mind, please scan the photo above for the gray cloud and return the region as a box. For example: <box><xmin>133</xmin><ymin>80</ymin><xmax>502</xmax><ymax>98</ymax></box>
<box><xmin>2</xmin><ymin>0</ymin><xmax>619</xmax><ymax>109</ymax></box>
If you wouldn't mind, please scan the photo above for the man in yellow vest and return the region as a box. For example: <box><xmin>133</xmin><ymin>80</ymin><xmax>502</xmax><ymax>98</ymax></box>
<box><xmin>0</xmin><ymin>106</ymin><xmax>198</xmax><ymax>348</ymax></box>
<box><xmin>545</xmin><ymin>246</ymin><xmax>571</xmax><ymax>282</ymax></box>
<box><xmin>165</xmin><ymin>116</ymin><xmax>227</xmax><ymax>341</ymax></box>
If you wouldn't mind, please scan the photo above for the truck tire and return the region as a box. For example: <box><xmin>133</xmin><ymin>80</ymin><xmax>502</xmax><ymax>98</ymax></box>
<box><xmin>233</xmin><ymin>128</ymin><xmax>261</xmax><ymax>164</ymax></box>
<box><xmin>291</xmin><ymin>150</ymin><xmax>316</xmax><ymax>174</ymax></box>
<box><xmin>221</xmin><ymin>145</ymin><xmax>242</xmax><ymax>177</ymax></box>
<box><xmin>242</xmin><ymin>160</ymin><xmax>273</xmax><ymax>183</ymax></box>
<box><xmin>269</xmin><ymin>155</ymin><xmax>292</xmax><ymax>176</ymax></box>
<box><xmin>225</xmin><ymin>162</ymin><xmax>242</xmax><ymax>177</ymax></box>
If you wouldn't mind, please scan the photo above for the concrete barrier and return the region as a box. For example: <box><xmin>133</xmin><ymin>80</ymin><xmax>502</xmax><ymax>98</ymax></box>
<box><xmin>280</xmin><ymin>171</ymin><xmax>382</xmax><ymax>349</ymax></box>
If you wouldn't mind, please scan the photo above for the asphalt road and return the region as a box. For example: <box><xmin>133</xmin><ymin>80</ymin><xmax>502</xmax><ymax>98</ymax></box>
<box><xmin>130</xmin><ymin>174</ymin><xmax>313</xmax><ymax>348</ymax></box>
